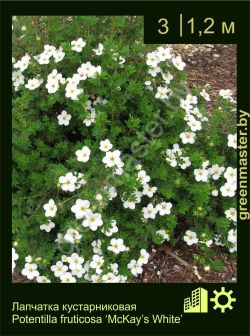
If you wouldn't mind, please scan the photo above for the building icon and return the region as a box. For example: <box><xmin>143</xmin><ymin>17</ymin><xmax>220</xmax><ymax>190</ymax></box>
<box><xmin>184</xmin><ymin>287</ymin><xmax>208</xmax><ymax>313</ymax></box>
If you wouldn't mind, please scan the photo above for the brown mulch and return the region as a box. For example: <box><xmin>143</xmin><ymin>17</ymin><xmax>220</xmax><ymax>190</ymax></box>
<box><xmin>13</xmin><ymin>44</ymin><xmax>237</xmax><ymax>283</ymax></box>
<box><xmin>12</xmin><ymin>272</ymin><xmax>33</xmax><ymax>283</ymax></box>
<box><xmin>172</xmin><ymin>44</ymin><xmax>237</xmax><ymax>108</ymax></box>
<box><xmin>139</xmin><ymin>242</ymin><xmax>237</xmax><ymax>283</ymax></box>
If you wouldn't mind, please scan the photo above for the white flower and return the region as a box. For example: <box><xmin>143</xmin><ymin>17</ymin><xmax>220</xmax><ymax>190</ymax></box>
<box><xmin>82</xmin><ymin>211</ymin><xmax>103</xmax><ymax>231</ymax></box>
<box><xmin>162</xmin><ymin>72</ymin><xmax>173</xmax><ymax>84</ymax></box>
<box><xmin>21</xmin><ymin>263</ymin><xmax>39</xmax><ymax>280</ymax></box>
<box><xmin>102</xmin><ymin>272</ymin><xmax>120</xmax><ymax>283</ymax></box>
<box><xmin>108</xmin><ymin>238</ymin><xmax>126</xmax><ymax>254</ymax></box>
<box><xmin>68</xmin><ymin>253</ymin><xmax>84</xmax><ymax>271</ymax></box>
<box><xmin>43</xmin><ymin>199</ymin><xmax>57</xmax><ymax>217</ymax></box>
<box><xmin>114</xmin><ymin>167</ymin><xmax>124</xmax><ymax>175</ymax></box>
<box><xmin>214</xmin><ymin>234</ymin><xmax>226</xmax><ymax>246</ymax></box>
<box><xmin>142</xmin><ymin>184</ymin><xmax>157</xmax><ymax>198</ymax></box>
<box><xmin>55</xmin><ymin>233</ymin><xmax>64</xmax><ymax>244</ymax></box>
<box><xmin>47</xmin><ymin>69</ymin><xmax>62</xmax><ymax>81</ymax></box>
<box><xmin>156</xmin><ymin>202</ymin><xmax>172</xmax><ymax>216</ymax></box>
<box><xmin>172</xmin><ymin>55</ymin><xmax>186</xmax><ymax>70</ymax></box>
<box><xmin>106</xmin><ymin>186</ymin><xmax>117</xmax><ymax>200</ymax></box>
<box><xmin>209</xmin><ymin>164</ymin><xmax>225</xmax><ymax>180</ymax></box>
<box><xmin>44</xmin><ymin>44</ymin><xmax>56</xmax><ymax>55</ymax></box>
<box><xmin>25</xmin><ymin>255</ymin><xmax>32</xmax><ymax>263</ymax></box>
<box><xmin>127</xmin><ymin>260</ymin><xmax>143</xmax><ymax>277</ymax></box>
<box><xmin>93</xmin><ymin>96</ymin><xmax>107</xmax><ymax>106</ymax></box>
<box><xmin>180</xmin><ymin>99</ymin><xmax>192</xmax><ymax>112</ymax></box>
<box><xmin>219</xmin><ymin>89</ymin><xmax>232</xmax><ymax>100</ymax></box>
<box><xmin>14</xmin><ymin>54</ymin><xmax>30</xmax><ymax>72</ymax></box>
<box><xmin>155</xmin><ymin>86</ymin><xmax>169</xmax><ymax>99</ymax></box>
<box><xmin>102</xmin><ymin>150</ymin><xmax>121</xmax><ymax>167</ymax></box>
<box><xmin>71</xmin><ymin>38</ymin><xmax>86</xmax><ymax>52</ymax></box>
<box><xmin>53</xmin><ymin>48</ymin><xmax>65</xmax><ymax>63</ymax></box>
<box><xmin>57</xmin><ymin>110</ymin><xmax>72</xmax><ymax>126</ymax></box>
<box><xmin>225</xmin><ymin>208</ymin><xmax>237</xmax><ymax>222</ymax></box>
<box><xmin>148</xmin><ymin>66</ymin><xmax>161</xmax><ymax>77</ymax></box>
<box><xmin>227</xmin><ymin>229</ymin><xmax>237</xmax><ymax>244</ymax></box>
<box><xmin>118</xmin><ymin>56</ymin><xmax>126</xmax><ymax>65</ymax></box>
<box><xmin>93</xmin><ymin>43</ymin><xmax>104</xmax><ymax>55</ymax></box>
<box><xmin>202</xmin><ymin>160</ymin><xmax>210</xmax><ymax>169</ymax></box>
<box><xmin>92</xmin><ymin>240</ymin><xmax>102</xmax><ymax>255</ymax></box>
<box><xmin>83</xmin><ymin>109</ymin><xmax>96</xmax><ymax>127</ymax></box>
<box><xmin>224</xmin><ymin>167</ymin><xmax>237</xmax><ymax>183</ymax></box>
<box><xmin>75</xmin><ymin>146</ymin><xmax>91</xmax><ymax>162</ymax></box>
<box><xmin>71</xmin><ymin>267</ymin><xmax>86</xmax><ymax>279</ymax></box>
<box><xmin>71</xmin><ymin>199</ymin><xmax>90</xmax><ymax>219</ymax></box>
<box><xmin>199</xmin><ymin>239</ymin><xmax>213</xmax><ymax>247</ymax></box>
<box><xmin>40</xmin><ymin>220</ymin><xmax>55</xmax><ymax>232</ymax></box>
<box><xmin>79</xmin><ymin>61</ymin><xmax>101</xmax><ymax>78</ymax></box>
<box><xmin>211</xmin><ymin>189</ymin><xmax>219</xmax><ymax>196</ymax></box>
<box><xmin>137</xmin><ymin>249</ymin><xmax>150</xmax><ymax>266</ymax></box>
<box><xmin>123</xmin><ymin>199</ymin><xmax>136</xmax><ymax>209</ymax></box>
<box><xmin>200</xmin><ymin>89</ymin><xmax>210</xmax><ymax>101</ymax></box>
<box><xmin>227</xmin><ymin>134</ymin><xmax>237</xmax><ymax>149</ymax></box>
<box><xmin>75</xmin><ymin>172</ymin><xmax>86</xmax><ymax>189</ymax></box>
<box><xmin>95</xmin><ymin>194</ymin><xmax>103</xmax><ymax>201</ymax></box>
<box><xmin>137</xmin><ymin>170</ymin><xmax>150</xmax><ymax>184</ymax></box>
<box><xmin>12</xmin><ymin>70</ymin><xmax>25</xmax><ymax>86</ymax></box>
<box><xmin>77</xmin><ymin>66</ymin><xmax>87</xmax><ymax>81</ymax></box>
<box><xmin>59</xmin><ymin>172</ymin><xmax>77</xmax><ymax>192</ymax></box>
<box><xmin>36</xmin><ymin>276</ymin><xmax>51</xmax><ymax>283</ymax></box>
<box><xmin>194</xmin><ymin>168</ymin><xmax>209</xmax><ymax>182</ymax></box>
<box><xmin>109</xmin><ymin>263</ymin><xmax>119</xmax><ymax>275</ymax></box>
<box><xmin>142</xmin><ymin>203</ymin><xmax>157</xmax><ymax>219</ymax></box>
<box><xmin>122</xmin><ymin>190</ymin><xmax>141</xmax><ymax>208</ymax></box>
<box><xmin>146</xmin><ymin>52</ymin><xmax>159</xmax><ymax>67</ymax></box>
<box><xmin>25</xmin><ymin>78</ymin><xmax>42</xmax><ymax>90</ymax></box>
<box><xmin>66</xmin><ymin>75</ymin><xmax>80</xmax><ymax>86</ymax></box>
<box><xmin>46</xmin><ymin>79</ymin><xmax>59</xmax><ymax>94</ymax></box>
<box><xmin>51</xmin><ymin>261</ymin><xmax>68</xmax><ymax>277</ymax></box>
<box><xmin>60</xmin><ymin>272</ymin><xmax>76</xmax><ymax>283</ymax></box>
<box><xmin>184</xmin><ymin>230</ymin><xmax>198</xmax><ymax>246</ymax></box>
<box><xmin>156</xmin><ymin>46</ymin><xmax>172</xmax><ymax>61</ymax></box>
<box><xmin>84</xmin><ymin>100</ymin><xmax>92</xmax><ymax>111</ymax></box>
<box><xmin>37</xmin><ymin>52</ymin><xmax>51</xmax><ymax>65</ymax></box>
<box><xmin>90</xmin><ymin>255</ymin><xmax>104</xmax><ymax>273</ymax></box>
<box><xmin>180</xmin><ymin>132</ymin><xmax>196</xmax><ymax>144</ymax></box>
<box><xmin>65</xmin><ymin>84</ymin><xmax>83</xmax><ymax>100</ymax></box>
<box><xmin>220</xmin><ymin>183</ymin><xmax>236</xmax><ymax>197</ymax></box>
<box><xmin>61</xmin><ymin>255</ymin><xmax>68</xmax><ymax>263</ymax></box>
<box><xmin>100</xmin><ymin>139</ymin><xmax>113</xmax><ymax>152</ymax></box>
<box><xmin>64</xmin><ymin>228</ymin><xmax>82</xmax><ymax>244</ymax></box>
<box><xmin>187</xmin><ymin>115</ymin><xmax>202</xmax><ymax>132</ymax></box>
<box><xmin>12</xmin><ymin>248</ymin><xmax>19</xmax><ymax>273</ymax></box>
<box><xmin>193</xmin><ymin>107</ymin><xmax>203</xmax><ymax>119</ymax></box>
<box><xmin>179</xmin><ymin>156</ymin><xmax>191</xmax><ymax>170</ymax></box>
<box><xmin>156</xmin><ymin>229</ymin><xmax>170</xmax><ymax>243</ymax></box>
<box><xmin>102</xmin><ymin>220</ymin><xmax>118</xmax><ymax>237</ymax></box>
<box><xmin>186</xmin><ymin>94</ymin><xmax>198</xmax><ymax>105</ymax></box>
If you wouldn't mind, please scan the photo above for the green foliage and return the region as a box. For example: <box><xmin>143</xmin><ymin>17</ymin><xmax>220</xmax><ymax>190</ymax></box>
<box><xmin>12</xmin><ymin>16</ymin><xmax>236</xmax><ymax>283</ymax></box>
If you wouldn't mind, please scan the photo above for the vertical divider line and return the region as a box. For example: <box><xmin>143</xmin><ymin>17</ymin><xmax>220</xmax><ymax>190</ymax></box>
<box><xmin>180</xmin><ymin>13</ymin><xmax>183</xmax><ymax>37</ymax></box>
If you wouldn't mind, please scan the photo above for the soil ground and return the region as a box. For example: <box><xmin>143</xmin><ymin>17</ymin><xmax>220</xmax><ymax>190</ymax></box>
<box><xmin>13</xmin><ymin>44</ymin><xmax>237</xmax><ymax>283</ymax></box>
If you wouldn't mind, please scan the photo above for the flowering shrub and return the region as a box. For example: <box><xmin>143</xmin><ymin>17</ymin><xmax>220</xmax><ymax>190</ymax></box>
<box><xmin>12</xmin><ymin>16</ymin><xmax>236</xmax><ymax>283</ymax></box>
